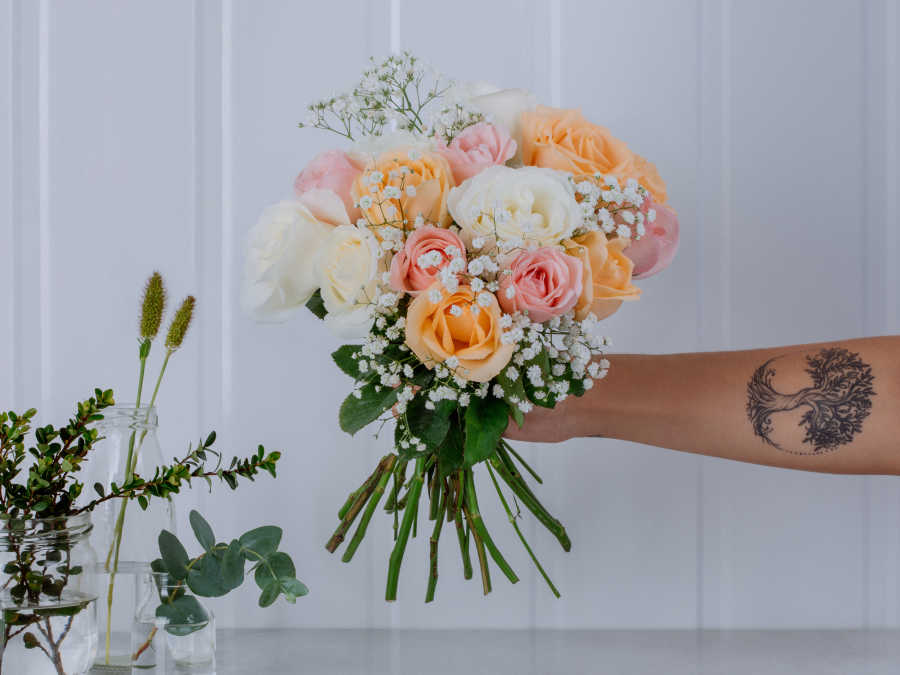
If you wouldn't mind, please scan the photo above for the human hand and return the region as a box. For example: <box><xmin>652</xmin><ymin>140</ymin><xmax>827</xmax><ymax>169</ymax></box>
<box><xmin>503</xmin><ymin>393</ymin><xmax>586</xmax><ymax>444</ymax></box>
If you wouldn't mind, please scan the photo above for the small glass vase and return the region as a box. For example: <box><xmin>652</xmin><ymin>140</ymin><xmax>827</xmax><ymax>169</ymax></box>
<box><xmin>80</xmin><ymin>405</ymin><xmax>175</xmax><ymax>672</ymax></box>
<box><xmin>132</xmin><ymin>571</ymin><xmax>216</xmax><ymax>674</ymax></box>
<box><xmin>0</xmin><ymin>512</ymin><xmax>98</xmax><ymax>675</ymax></box>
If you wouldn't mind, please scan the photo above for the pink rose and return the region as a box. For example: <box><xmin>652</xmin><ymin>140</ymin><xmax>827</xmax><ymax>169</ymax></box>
<box><xmin>437</xmin><ymin>122</ymin><xmax>517</xmax><ymax>184</ymax></box>
<box><xmin>498</xmin><ymin>248</ymin><xmax>583</xmax><ymax>323</ymax></box>
<box><xmin>624</xmin><ymin>199</ymin><xmax>679</xmax><ymax>279</ymax></box>
<box><xmin>293</xmin><ymin>150</ymin><xmax>363</xmax><ymax>221</ymax></box>
<box><xmin>389</xmin><ymin>226</ymin><xmax>467</xmax><ymax>295</ymax></box>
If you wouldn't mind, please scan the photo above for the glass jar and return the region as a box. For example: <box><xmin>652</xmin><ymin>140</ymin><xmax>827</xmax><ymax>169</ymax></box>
<box><xmin>132</xmin><ymin>571</ymin><xmax>216</xmax><ymax>674</ymax></box>
<box><xmin>81</xmin><ymin>405</ymin><xmax>175</xmax><ymax>672</ymax></box>
<box><xmin>0</xmin><ymin>512</ymin><xmax>98</xmax><ymax>675</ymax></box>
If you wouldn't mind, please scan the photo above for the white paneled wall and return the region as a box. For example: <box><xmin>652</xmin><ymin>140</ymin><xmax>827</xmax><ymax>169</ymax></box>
<box><xmin>2</xmin><ymin>0</ymin><xmax>899</xmax><ymax>630</ymax></box>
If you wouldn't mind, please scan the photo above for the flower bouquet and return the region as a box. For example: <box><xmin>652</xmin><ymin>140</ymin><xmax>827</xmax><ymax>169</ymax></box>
<box><xmin>243</xmin><ymin>53</ymin><xmax>679</xmax><ymax>601</ymax></box>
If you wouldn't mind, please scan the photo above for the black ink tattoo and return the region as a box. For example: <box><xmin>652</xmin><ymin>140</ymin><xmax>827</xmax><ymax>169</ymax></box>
<box><xmin>746</xmin><ymin>347</ymin><xmax>875</xmax><ymax>454</ymax></box>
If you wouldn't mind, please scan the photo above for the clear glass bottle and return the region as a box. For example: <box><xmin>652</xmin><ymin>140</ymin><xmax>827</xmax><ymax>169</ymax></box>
<box><xmin>0</xmin><ymin>512</ymin><xmax>98</xmax><ymax>675</ymax></box>
<box><xmin>81</xmin><ymin>405</ymin><xmax>175</xmax><ymax>672</ymax></box>
<box><xmin>132</xmin><ymin>570</ymin><xmax>216</xmax><ymax>674</ymax></box>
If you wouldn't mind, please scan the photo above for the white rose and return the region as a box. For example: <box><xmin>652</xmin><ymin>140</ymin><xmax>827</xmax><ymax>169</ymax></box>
<box><xmin>317</xmin><ymin>225</ymin><xmax>384</xmax><ymax>338</ymax></box>
<box><xmin>241</xmin><ymin>199</ymin><xmax>337</xmax><ymax>322</ymax></box>
<box><xmin>445</xmin><ymin>80</ymin><xmax>502</xmax><ymax>102</ymax></box>
<box><xmin>447</xmin><ymin>166</ymin><xmax>581</xmax><ymax>247</ymax></box>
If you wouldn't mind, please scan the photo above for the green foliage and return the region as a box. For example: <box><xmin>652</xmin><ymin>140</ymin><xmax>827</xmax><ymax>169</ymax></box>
<box><xmin>151</xmin><ymin>510</ymin><xmax>308</xmax><ymax>635</ymax></box>
<box><xmin>339</xmin><ymin>382</ymin><xmax>399</xmax><ymax>435</ymax></box>
<box><xmin>305</xmin><ymin>289</ymin><xmax>327</xmax><ymax>319</ymax></box>
<box><xmin>0</xmin><ymin>388</ymin><xmax>114</xmax><ymax>519</ymax></box>
<box><xmin>331</xmin><ymin>345</ymin><xmax>362</xmax><ymax>378</ymax></box>
<box><xmin>463</xmin><ymin>397</ymin><xmax>508</xmax><ymax>467</ymax></box>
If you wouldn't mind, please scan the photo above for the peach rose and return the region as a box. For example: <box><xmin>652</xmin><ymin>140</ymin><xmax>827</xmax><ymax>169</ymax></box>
<box><xmin>498</xmin><ymin>248</ymin><xmax>583</xmax><ymax>323</ymax></box>
<box><xmin>520</xmin><ymin>106</ymin><xmax>668</xmax><ymax>204</ymax></box>
<box><xmin>437</xmin><ymin>122</ymin><xmax>517</xmax><ymax>184</ymax></box>
<box><xmin>294</xmin><ymin>150</ymin><xmax>363</xmax><ymax>221</ymax></box>
<box><xmin>569</xmin><ymin>231</ymin><xmax>641</xmax><ymax>320</ymax></box>
<box><xmin>405</xmin><ymin>284</ymin><xmax>514</xmax><ymax>383</ymax></box>
<box><xmin>389</xmin><ymin>226</ymin><xmax>466</xmax><ymax>296</ymax></box>
<box><xmin>624</xmin><ymin>200</ymin><xmax>679</xmax><ymax>279</ymax></box>
<box><xmin>352</xmin><ymin>148</ymin><xmax>454</xmax><ymax>227</ymax></box>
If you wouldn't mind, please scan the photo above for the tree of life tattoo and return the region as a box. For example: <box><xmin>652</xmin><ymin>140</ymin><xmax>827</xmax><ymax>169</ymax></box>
<box><xmin>746</xmin><ymin>347</ymin><xmax>875</xmax><ymax>454</ymax></box>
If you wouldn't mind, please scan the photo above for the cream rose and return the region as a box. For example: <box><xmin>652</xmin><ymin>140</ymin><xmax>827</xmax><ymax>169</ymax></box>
<box><xmin>317</xmin><ymin>225</ymin><xmax>384</xmax><ymax>338</ymax></box>
<box><xmin>447</xmin><ymin>165</ymin><xmax>581</xmax><ymax>247</ymax></box>
<box><xmin>241</xmin><ymin>194</ymin><xmax>349</xmax><ymax>322</ymax></box>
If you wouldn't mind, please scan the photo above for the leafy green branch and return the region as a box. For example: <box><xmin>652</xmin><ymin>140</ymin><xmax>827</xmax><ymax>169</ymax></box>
<box><xmin>148</xmin><ymin>510</ymin><xmax>307</xmax><ymax>637</ymax></box>
<box><xmin>74</xmin><ymin>433</ymin><xmax>281</xmax><ymax>515</ymax></box>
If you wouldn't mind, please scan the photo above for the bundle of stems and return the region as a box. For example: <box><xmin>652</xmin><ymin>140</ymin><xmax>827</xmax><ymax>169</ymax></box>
<box><xmin>325</xmin><ymin>439</ymin><xmax>570</xmax><ymax>602</ymax></box>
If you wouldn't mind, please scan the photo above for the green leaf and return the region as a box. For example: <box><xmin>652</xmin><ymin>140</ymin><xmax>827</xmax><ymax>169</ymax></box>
<box><xmin>239</xmin><ymin>526</ymin><xmax>282</xmax><ymax>560</ymax></box>
<box><xmin>406</xmin><ymin>397</ymin><xmax>454</xmax><ymax>449</ymax></box>
<box><xmin>23</xmin><ymin>632</ymin><xmax>40</xmax><ymax>649</ymax></box>
<box><xmin>305</xmin><ymin>289</ymin><xmax>327</xmax><ymax>319</ymax></box>
<box><xmin>464</xmin><ymin>396</ymin><xmax>507</xmax><ymax>466</ymax></box>
<box><xmin>258</xmin><ymin>580</ymin><xmax>280</xmax><ymax>608</ymax></box>
<box><xmin>279</xmin><ymin>577</ymin><xmax>309</xmax><ymax>602</ymax></box>
<box><xmin>158</xmin><ymin>530</ymin><xmax>190</xmax><ymax>580</ymax></box>
<box><xmin>204</xmin><ymin>430</ymin><xmax>216</xmax><ymax>448</ymax></box>
<box><xmin>331</xmin><ymin>345</ymin><xmax>362</xmax><ymax>379</ymax></box>
<box><xmin>156</xmin><ymin>595</ymin><xmax>210</xmax><ymax>636</ymax></box>
<box><xmin>254</xmin><ymin>552</ymin><xmax>295</xmax><ymax>590</ymax></box>
<box><xmin>338</xmin><ymin>383</ymin><xmax>398</xmax><ymax>436</ymax></box>
<box><xmin>137</xmin><ymin>495</ymin><xmax>148</xmax><ymax>511</ymax></box>
<box><xmin>221</xmin><ymin>539</ymin><xmax>245</xmax><ymax>591</ymax></box>
<box><xmin>186</xmin><ymin>555</ymin><xmax>230</xmax><ymax>598</ymax></box>
<box><xmin>189</xmin><ymin>510</ymin><xmax>216</xmax><ymax>552</ymax></box>
<box><xmin>437</xmin><ymin>419</ymin><xmax>464</xmax><ymax>478</ymax></box>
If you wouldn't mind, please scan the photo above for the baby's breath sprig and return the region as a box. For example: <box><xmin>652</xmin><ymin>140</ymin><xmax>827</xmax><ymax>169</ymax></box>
<box><xmin>299</xmin><ymin>52</ymin><xmax>452</xmax><ymax>140</ymax></box>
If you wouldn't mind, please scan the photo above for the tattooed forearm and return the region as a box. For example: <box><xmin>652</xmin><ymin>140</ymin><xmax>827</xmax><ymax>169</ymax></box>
<box><xmin>746</xmin><ymin>347</ymin><xmax>876</xmax><ymax>454</ymax></box>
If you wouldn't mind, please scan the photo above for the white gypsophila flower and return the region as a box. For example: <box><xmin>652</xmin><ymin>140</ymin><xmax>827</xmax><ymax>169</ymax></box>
<box><xmin>241</xmin><ymin>198</ymin><xmax>346</xmax><ymax>322</ymax></box>
<box><xmin>459</xmin><ymin>393</ymin><xmax>471</xmax><ymax>406</ymax></box>
<box><xmin>449</xmin><ymin>304</ymin><xmax>462</xmax><ymax>317</ymax></box>
<box><xmin>616</xmin><ymin>224</ymin><xmax>632</xmax><ymax>239</ymax></box>
<box><xmin>471</xmin><ymin>278</ymin><xmax>485</xmax><ymax>292</ymax></box>
<box><xmin>505</xmin><ymin>366</ymin><xmax>519</xmax><ymax>380</ymax></box>
<box><xmin>477</xmin><ymin>291</ymin><xmax>493</xmax><ymax>307</ymax></box>
<box><xmin>317</xmin><ymin>224</ymin><xmax>384</xmax><ymax>338</ymax></box>
<box><xmin>445</xmin><ymin>355</ymin><xmax>460</xmax><ymax>369</ymax></box>
<box><xmin>428</xmin><ymin>288</ymin><xmax>442</xmax><ymax>303</ymax></box>
<box><xmin>492</xmin><ymin>384</ymin><xmax>505</xmax><ymax>398</ymax></box>
<box><xmin>447</xmin><ymin>166</ymin><xmax>581</xmax><ymax>247</ymax></box>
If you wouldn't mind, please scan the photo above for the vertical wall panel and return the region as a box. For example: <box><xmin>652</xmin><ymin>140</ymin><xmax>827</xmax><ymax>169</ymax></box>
<box><xmin>221</xmin><ymin>0</ymin><xmax>392</xmax><ymax>629</ymax></box>
<box><xmin>43</xmin><ymin>0</ymin><xmax>198</xmax><ymax>453</ymax></box>
<box><xmin>11</xmin><ymin>0</ymin><xmax>46</xmax><ymax>414</ymax></box>
<box><xmin>535</xmin><ymin>0</ymin><xmax>702</xmax><ymax>629</ymax></box>
<box><xmin>1</xmin><ymin>0</ymin><xmax>13</xmax><ymax>403</ymax></box>
<box><xmin>701</xmin><ymin>0</ymin><xmax>867</xmax><ymax>628</ymax></box>
<box><xmin>863</xmin><ymin>0</ymin><xmax>898</xmax><ymax>629</ymax></box>
<box><xmin>697</xmin><ymin>0</ymin><xmax>733</xmax><ymax>629</ymax></box>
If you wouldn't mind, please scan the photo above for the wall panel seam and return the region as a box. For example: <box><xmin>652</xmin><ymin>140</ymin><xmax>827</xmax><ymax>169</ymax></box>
<box><xmin>8</xmin><ymin>0</ymin><xmax>21</xmax><ymax>406</ymax></box>
<box><xmin>37</xmin><ymin>0</ymin><xmax>49</xmax><ymax>413</ymax></box>
<box><xmin>220</xmin><ymin>0</ymin><xmax>234</xmax><ymax>428</ymax></box>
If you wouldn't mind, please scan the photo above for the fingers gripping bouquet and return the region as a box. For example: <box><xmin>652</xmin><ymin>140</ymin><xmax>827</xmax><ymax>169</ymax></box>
<box><xmin>242</xmin><ymin>53</ymin><xmax>679</xmax><ymax>601</ymax></box>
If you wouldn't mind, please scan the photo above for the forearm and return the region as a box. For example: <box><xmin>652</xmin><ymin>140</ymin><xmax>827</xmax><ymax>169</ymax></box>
<box><xmin>512</xmin><ymin>337</ymin><xmax>900</xmax><ymax>475</ymax></box>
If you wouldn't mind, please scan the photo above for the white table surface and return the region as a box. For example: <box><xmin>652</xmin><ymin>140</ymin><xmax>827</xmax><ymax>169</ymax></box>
<box><xmin>214</xmin><ymin>629</ymin><xmax>900</xmax><ymax>674</ymax></box>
